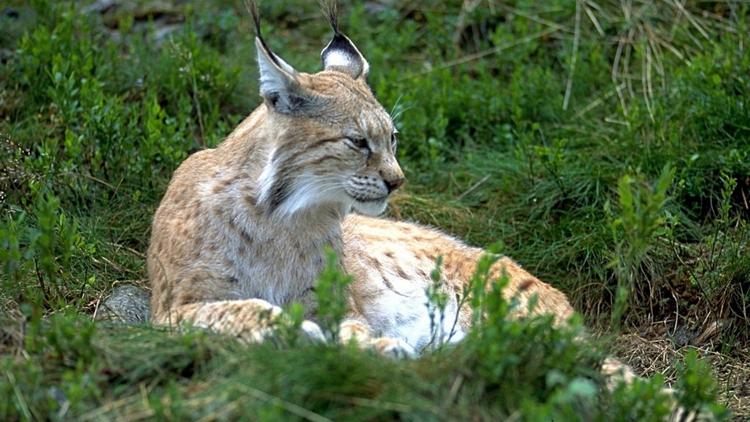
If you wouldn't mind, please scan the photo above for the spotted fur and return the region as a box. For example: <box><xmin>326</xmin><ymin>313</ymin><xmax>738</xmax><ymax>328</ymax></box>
<box><xmin>150</xmin><ymin>4</ymin><xmax>580</xmax><ymax>360</ymax></box>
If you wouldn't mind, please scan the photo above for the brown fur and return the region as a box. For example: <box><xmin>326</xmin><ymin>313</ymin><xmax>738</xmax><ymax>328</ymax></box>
<box><xmin>148</xmin><ymin>16</ymin><xmax>575</xmax><ymax>357</ymax></box>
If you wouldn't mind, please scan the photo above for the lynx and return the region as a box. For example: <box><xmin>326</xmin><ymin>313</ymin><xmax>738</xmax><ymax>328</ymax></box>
<box><xmin>148</xmin><ymin>4</ymin><xmax>592</xmax><ymax>358</ymax></box>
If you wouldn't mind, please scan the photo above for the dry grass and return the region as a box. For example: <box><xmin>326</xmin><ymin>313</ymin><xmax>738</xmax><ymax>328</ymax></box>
<box><xmin>612</xmin><ymin>331</ymin><xmax>750</xmax><ymax>419</ymax></box>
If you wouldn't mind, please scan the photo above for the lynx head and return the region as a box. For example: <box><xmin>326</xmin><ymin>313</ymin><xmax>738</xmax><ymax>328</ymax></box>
<box><xmin>248</xmin><ymin>2</ymin><xmax>404</xmax><ymax>218</ymax></box>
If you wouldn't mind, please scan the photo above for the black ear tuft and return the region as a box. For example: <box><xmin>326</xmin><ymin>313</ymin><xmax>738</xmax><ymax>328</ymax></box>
<box><xmin>246</xmin><ymin>2</ymin><xmax>314</xmax><ymax>115</ymax></box>
<box><xmin>320</xmin><ymin>0</ymin><xmax>339</xmax><ymax>34</ymax></box>
<box><xmin>246</xmin><ymin>0</ymin><xmax>261</xmax><ymax>36</ymax></box>
<box><xmin>245</xmin><ymin>0</ymin><xmax>285</xmax><ymax>71</ymax></box>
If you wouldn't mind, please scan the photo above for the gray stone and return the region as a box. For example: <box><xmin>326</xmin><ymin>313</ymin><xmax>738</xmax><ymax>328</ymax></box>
<box><xmin>96</xmin><ymin>284</ymin><xmax>151</xmax><ymax>324</ymax></box>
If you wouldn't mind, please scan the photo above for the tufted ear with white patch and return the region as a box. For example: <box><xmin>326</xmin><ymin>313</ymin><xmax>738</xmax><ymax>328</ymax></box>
<box><xmin>248</xmin><ymin>1</ymin><xmax>314</xmax><ymax>114</ymax></box>
<box><xmin>321</xmin><ymin>32</ymin><xmax>370</xmax><ymax>80</ymax></box>
<box><xmin>255</xmin><ymin>37</ymin><xmax>312</xmax><ymax>114</ymax></box>
<box><xmin>320</xmin><ymin>3</ymin><xmax>370</xmax><ymax>80</ymax></box>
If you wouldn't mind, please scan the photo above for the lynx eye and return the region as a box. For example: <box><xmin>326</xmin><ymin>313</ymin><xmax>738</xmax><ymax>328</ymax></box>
<box><xmin>390</xmin><ymin>133</ymin><xmax>398</xmax><ymax>154</ymax></box>
<box><xmin>344</xmin><ymin>137</ymin><xmax>371</xmax><ymax>153</ymax></box>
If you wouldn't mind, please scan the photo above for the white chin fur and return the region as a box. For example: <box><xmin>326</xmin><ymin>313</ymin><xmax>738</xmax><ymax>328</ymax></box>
<box><xmin>351</xmin><ymin>198</ymin><xmax>388</xmax><ymax>216</ymax></box>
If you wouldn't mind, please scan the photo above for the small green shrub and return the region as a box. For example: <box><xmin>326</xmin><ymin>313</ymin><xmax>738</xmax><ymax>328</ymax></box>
<box><xmin>608</xmin><ymin>166</ymin><xmax>675</xmax><ymax>330</ymax></box>
<box><xmin>313</xmin><ymin>248</ymin><xmax>353</xmax><ymax>342</ymax></box>
<box><xmin>0</xmin><ymin>191</ymin><xmax>92</xmax><ymax>311</ymax></box>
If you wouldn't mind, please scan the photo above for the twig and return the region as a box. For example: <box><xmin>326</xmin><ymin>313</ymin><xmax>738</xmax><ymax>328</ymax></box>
<box><xmin>573</xmin><ymin>84</ymin><xmax>624</xmax><ymax>119</ymax></box>
<box><xmin>323</xmin><ymin>394</ymin><xmax>416</xmax><ymax>413</ymax></box>
<box><xmin>641</xmin><ymin>27</ymin><xmax>655</xmax><ymax>122</ymax></box>
<box><xmin>6</xmin><ymin>371</ymin><xmax>33</xmax><ymax>421</ymax></box>
<box><xmin>604</xmin><ymin>116</ymin><xmax>629</xmax><ymax>126</ymax></box>
<box><xmin>107</xmin><ymin>241</ymin><xmax>147</xmax><ymax>259</ymax></box>
<box><xmin>654</xmin><ymin>34</ymin><xmax>686</xmax><ymax>62</ymax></box>
<box><xmin>70</xmin><ymin>172</ymin><xmax>117</xmax><ymax>190</ymax></box>
<box><xmin>33</xmin><ymin>259</ymin><xmax>51</xmax><ymax>306</ymax></box>
<box><xmin>456</xmin><ymin>174</ymin><xmax>490</xmax><ymax>201</ymax></box>
<box><xmin>623</xmin><ymin>28</ymin><xmax>635</xmax><ymax>99</ymax></box>
<box><xmin>446</xmin><ymin>374</ymin><xmax>464</xmax><ymax>406</ymax></box>
<box><xmin>563</xmin><ymin>0</ymin><xmax>581</xmax><ymax>111</ymax></box>
<box><xmin>190</xmin><ymin>58</ymin><xmax>206</xmax><ymax>148</ymax></box>
<box><xmin>612</xmin><ymin>37</ymin><xmax>628</xmax><ymax>116</ymax></box>
<box><xmin>497</xmin><ymin>4</ymin><xmax>570</xmax><ymax>33</ymax></box>
<box><xmin>407</xmin><ymin>27</ymin><xmax>558</xmax><ymax>79</ymax></box>
<box><xmin>670</xmin><ymin>0</ymin><xmax>710</xmax><ymax>41</ymax></box>
<box><xmin>644</xmin><ymin>24</ymin><xmax>666</xmax><ymax>91</ymax></box>
<box><xmin>93</xmin><ymin>256</ymin><xmax>140</xmax><ymax>275</ymax></box>
<box><xmin>170</xmin><ymin>37</ymin><xmax>206</xmax><ymax>148</ymax></box>
<box><xmin>452</xmin><ymin>0</ymin><xmax>482</xmax><ymax>48</ymax></box>
<box><xmin>236</xmin><ymin>384</ymin><xmax>333</xmax><ymax>422</ymax></box>
<box><xmin>582</xmin><ymin>2</ymin><xmax>604</xmax><ymax>36</ymax></box>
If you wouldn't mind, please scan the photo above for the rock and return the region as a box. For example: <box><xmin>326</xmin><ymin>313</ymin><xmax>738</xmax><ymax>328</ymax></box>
<box><xmin>96</xmin><ymin>284</ymin><xmax>151</xmax><ymax>324</ymax></box>
<box><xmin>82</xmin><ymin>0</ymin><xmax>118</xmax><ymax>14</ymax></box>
<box><xmin>364</xmin><ymin>1</ymin><xmax>398</xmax><ymax>15</ymax></box>
<box><xmin>3</xmin><ymin>7</ymin><xmax>19</xmax><ymax>19</ymax></box>
<box><xmin>152</xmin><ymin>24</ymin><xmax>181</xmax><ymax>45</ymax></box>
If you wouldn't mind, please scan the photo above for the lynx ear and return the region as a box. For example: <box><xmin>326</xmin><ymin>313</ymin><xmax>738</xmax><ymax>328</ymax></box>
<box><xmin>320</xmin><ymin>3</ymin><xmax>370</xmax><ymax>80</ymax></box>
<box><xmin>255</xmin><ymin>38</ymin><xmax>311</xmax><ymax>113</ymax></box>
<box><xmin>249</xmin><ymin>1</ymin><xmax>312</xmax><ymax>114</ymax></box>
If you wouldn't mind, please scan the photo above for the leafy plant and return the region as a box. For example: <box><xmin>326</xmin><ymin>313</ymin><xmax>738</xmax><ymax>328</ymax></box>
<box><xmin>314</xmin><ymin>248</ymin><xmax>353</xmax><ymax>342</ymax></box>
<box><xmin>608</xmin><ymin>165</ymin><xmax>675</xmax><ymax>330</ymax></box>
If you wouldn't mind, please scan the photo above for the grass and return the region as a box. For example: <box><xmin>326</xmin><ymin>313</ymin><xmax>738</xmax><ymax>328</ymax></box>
<box><xmin>1</xmin><ymin>0</ymin><xmax>748</xmax><ymax>419</ymax></box>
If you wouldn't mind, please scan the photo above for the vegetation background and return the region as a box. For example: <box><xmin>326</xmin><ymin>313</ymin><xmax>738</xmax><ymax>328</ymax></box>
<box><xmin>1</xmin><ymin>0</ymin><xmax>748</xmax><ymax>420</ymax></box>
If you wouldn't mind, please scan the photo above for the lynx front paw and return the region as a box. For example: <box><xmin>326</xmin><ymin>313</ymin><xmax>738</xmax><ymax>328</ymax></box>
<box><xmin>299</xmin><ymin>320</ymin><xmax>326</xmax><ymax>344</ymax></box>
<box><xmin>336</xmin><ymin>319</ymin><xmax>415</xmax><ymax>358</ymax></box>
<box><xmin>370</xmin><ymin>337</ymin><xmax>416</xmax><ymax>359</ymax></box>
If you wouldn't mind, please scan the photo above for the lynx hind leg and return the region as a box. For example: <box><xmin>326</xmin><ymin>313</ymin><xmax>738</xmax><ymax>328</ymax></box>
<box><xmin>602</xmin><ymin>357</ymin><xmax>702</xmax><ymax>422</ymax></box>
<box><xmin>158</xmin><ymin>299</ymin><xmax>325</xmax><ymax>344</ymax></box>
<box><xmin>601</xmin><ymin>357</ymin><xmax>638</xmax><ymax>391</ymax></box>
<box><xmin>339</xmin><ymin>319</ymin><xmax>416</xmax><ymax>358</ymax></box>
<box><xmin>486</xmin><ymin>257</ymin><xmax>575</xmax><ymax>324</ymax></box>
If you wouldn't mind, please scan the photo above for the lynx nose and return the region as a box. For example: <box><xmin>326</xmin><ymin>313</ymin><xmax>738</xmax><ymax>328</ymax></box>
<box><xmin>384</xmin><ymin>176</ymin><xmax>404</xmax><ymax>193</ymax></box>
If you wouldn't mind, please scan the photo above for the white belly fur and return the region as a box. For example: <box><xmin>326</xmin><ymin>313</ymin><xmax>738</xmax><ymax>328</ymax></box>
<box><xmin>361</xmin><ymin>284</ymin><xmax>466</xmax><ymax>352</ymax></box>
